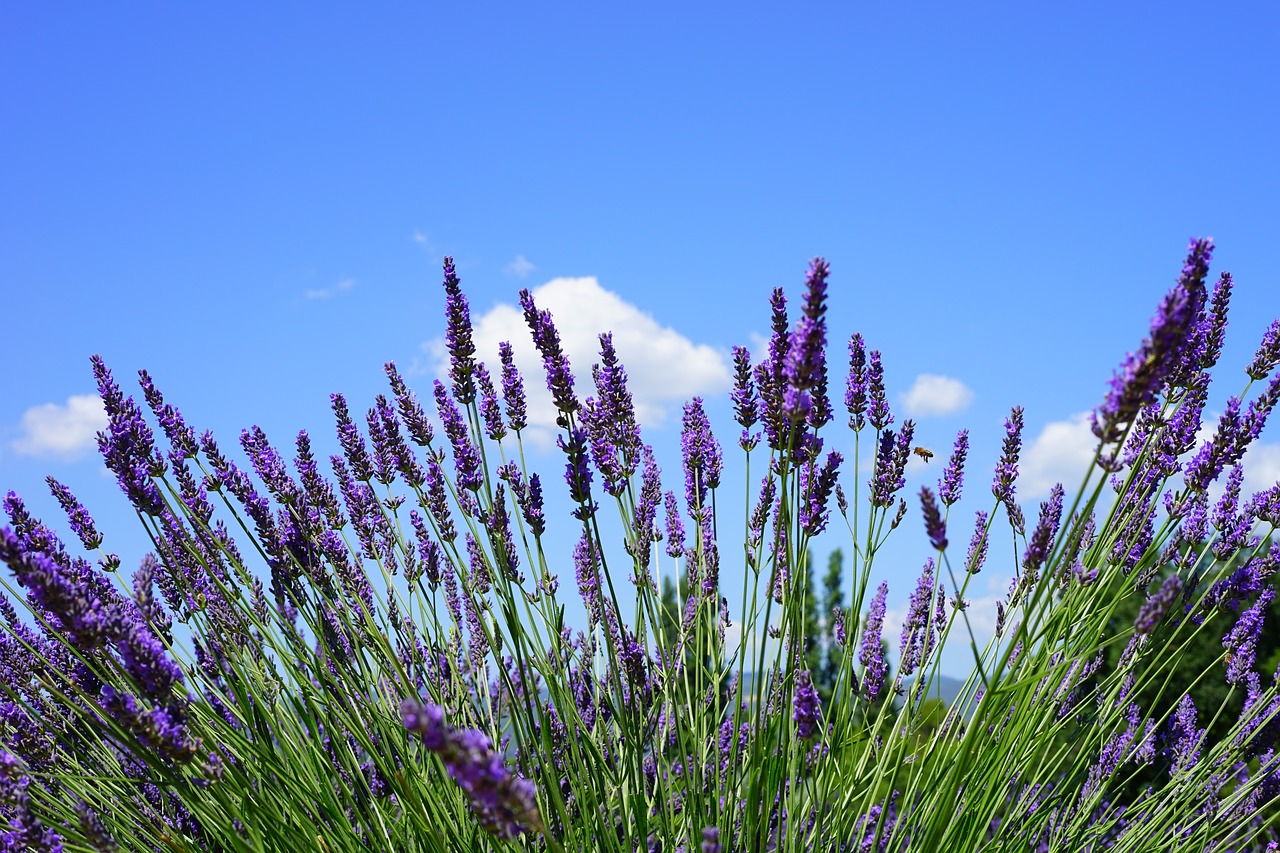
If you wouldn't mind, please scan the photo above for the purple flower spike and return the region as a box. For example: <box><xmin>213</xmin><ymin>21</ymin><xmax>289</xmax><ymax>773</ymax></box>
<box><xmin>137</xmin><ymin>369</ymin><xmax>198</xmax><ymax>458</ymax></box>
<box><xmin>899</xmin><ymin>561</ymin><xmax>941</xmax><ymax>678</ymax></box>
<box><xmin>1223</xmin><ymin>588</ymin><xmax>1274</xmax><ymax>685</ymax></box>
<box><xmin>46</xmin><ymin>477</ymin><xmax>103</xmax><ymax>551</ymax></box>
<box><xmin>1092</xmin><ymin>238</ymin><xmax>1213</xmax><ymax>441</ymax></box>
<box><xmin>859</xmin><ymin>582</ymin><xmax>889</xmax><ymax>702</ymax></box>
<box><xmin>701</xmin><ymin>826</ymin><xmax>722</xmax><ymax>853</ymax></box>
<box><xmin>434</xmin><ymin>381</ymin><xmax>483</xmax><ymax>493</ymax></box>
<box><xmin>782</xmin><ymin>258</ymin><xmax>831</xmax><ymax>426</ymax></box>
<box><xmin>331</xmin><ymin>393</ymin><xmax>375</xmax><ymax>483</ymax></box>
<box><xmin>401</xmin><ymin>699</ymin><xmax>542</xmax><ymax>840</ymax></box>
<box><xmin>991</xmin><ymin>406</ymin><xmax>1025</xmax><ymax>507</ymax></box>
<box><xmin>681</xmin><ymin>398</ymin><xmax>723</xmax><ymax>515</ymax></box>
<box><xmin>731</xmin><ymin>345</ymin><xmax>759</xmax><ymax>432</ymax></box>
<box><xmin>1134</xmin><ymin>573</ymin><xmax>1182</xmax><ymax>635</ymax></box>
<box><xmin>497</xmin><ymin>342</ymin><xmax>529</xmax><ymax>433</ymax></box>
<box><xmin>385</xmin><ymin>362</ymin><xmax>435</xmax><ymax>448</ymax></box>
<box><xmin>476</xmin><ymin>362</ymin><xmax>506</xmax><ymax>442</ymax></box>
<box><xmin>800</xmin><ymin>451</ymin><xmax>843</xmax><ymax>537</ymax></box>
<box><xmin>793</xmin><ymin>669</ymin><xmax>821</xmax><ymax>739</ymax></box>
<box><xmin>441</xmin><ymin>256</ymin><xmax>478</xmax><ymax>404</ymax></box>
<box><xmin>1247</xmin><ymin>318</ymin><xmax>1280</xmax><ymax>381</ymax></box>
<box><xmin>866</xmin><ymin>350</ymin><xmax>892</xmax><ymax>430</ymax></box>
<box><xmin>938</xmin><ymin>429</ymin><xmax>969</xmax><ymax>506</ymax></box>
<box><xmin>558</xmin><ymin>428</ymin><xmax>597</xmax><ymax>520</ymax></box>
<box><xmin>664</xmin><ymin>491</ymin><xmax>686</xmax><ymax>558</ymax></box>
<box><xmin>920</xmin><ymin>486</ymin><xmax>947</xmax><ymax>550</ymax></box>
<box><xmin>519</xmin><ymin>289</ymin><xmax>578</xmax><ymax>420</ymax></box>
<box><xmin>846</xmin><ymin>333</ymin><xmax>868</xmax><ymax>432</ymax></box>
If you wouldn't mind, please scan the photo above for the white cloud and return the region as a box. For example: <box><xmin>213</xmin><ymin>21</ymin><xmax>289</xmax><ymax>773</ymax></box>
<box><xmin>901</xmin><ymin>374</ymin><xmax>974</xmax><ymax>418</ymax></box>
<box><xmin>11</xmin><ymin>394</ymin><xmax>107</xmax><ymax>458</ymax></box>
<box><xmin>504</xmin><ymin>255</ymin><xmax>536</xmax><ymax>278</ymax></box>
<box><xmin>1243</xmin><ymin>442</ymin><xmax>1280</xmax><ymax>496</ymax></box>
<box><xmin>1019</xmin><ymin>412</ymin><xmax>1099</xmax><ymax>499</ymax></box>
<box><xmin>426</xmin><ymin>276</ymin><xmax>732</xmax><ymax>442</ymax></box>
<box><xmin>305</xmin><ymin>277</ymin><xmax>356</xmax><ymax>300</ymax></box>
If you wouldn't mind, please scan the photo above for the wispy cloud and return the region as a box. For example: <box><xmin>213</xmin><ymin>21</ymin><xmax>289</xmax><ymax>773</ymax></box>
<box><xmin>10</xmin><ymin>394</ymin><xmax>107</xmax><ymax>458</ymax></box>
<box><xmin>1019</xmin><ymin>411</ymin><xmax>1098</xmax><ymax>498</ymax></box>
<box><xmin>901</xmin><ymin>374</ymin><xmax>974</xmax><ymax>417</ymax></box>
<box><xmin>423</xmin><ymin>276</ymin><xmax>732</xmax><ymax>444</ymax></box>
<box><xmin>304</xmin><ymin>278</ymin><xmax>356</xmax><ymax>300</ymax></box>
<box><xmin>504</xmin><ymin>255</ymin><xmax>535</xmax><ymax>278</ymax></box>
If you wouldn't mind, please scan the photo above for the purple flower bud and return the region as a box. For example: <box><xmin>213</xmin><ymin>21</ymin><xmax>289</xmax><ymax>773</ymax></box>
<box><xmin>497</xmin><ymin>342</ymin><xmax>529</xmax><ymax>433</ymax></box>
<box><xmin>938</xmin><ymin>429</ymin><xmax>969</xmax><ymax>506</ymax></box>
<box><xmin>574</xmin><ymin>532</ymin><xmax>602</xmax><ymax>626</ymax></box>
<box><xmin>137</xmin><ymin>368</ymin><xmax>198</xmax><ymax>458</ymax></box>
<box><xmin>681</xmin><ymin>398</ymin><xmax>723</xmax><ymax>514</ymax></box>
<box><xmin>1167</xmin><ymin>693</ymin><xmax>1202</xmax><ymax>774</ymax></box>
<box><xmin>920</xmin><ymin>486</ymin><xmax>947</xmax><ymax>550</ymax></box>
<box><xmin>731</xmin><ymin>346</ymin><xmax>759</xmax><ymax>431</ymax></box>
<box><xmin>441</xmin><ymin>257</ymin><xmax>478</xmax><ymax>404</ymax></box>
<box><xmin>866</xmin><ymin>350</ymin><xmax>892</xmax><ymax>430</ymax></box>
<box><xmin>474</xmin><ymin>361</ymin><xmax>506</xmax><ymax>442</ymax></box>
<box><xmin>793</xmin><ymin>669</ymin><xmax>821</xmax><ymax>739</ymax></box>
<box><xmin>401</xmin><ymin>699</ymin><xmax>542</xmax><ymax>839</ymax></box>
<box><xmin>701</xmin><ymin>826</ymin><xmax>722</xmax><ymax>853</ymax></box>
<box><xmin>860</xmin><ymin>582</ymin><xmax>889</xmax><ymax>702</ymax></box>
<box><xmin>1223</xmin><ymin>588</ymin><xmax>1274</xmax><ymax>685</ymax></box>
<box><xmin>1135</xmin><ymin>573</ymin><xmax>1182</xmax><ymax>635</ymax></box>
<box><xmin>1246</xmin><ymin>318</ymin><xmax>1280</xmax><ymax>381</ymax></box>
<box><xmin>1022</xmin><ymin>484</ymin><xmax>1064</xmax><ymax>581</ymax></box>
<box><xmin>664</xmin><ymin>491</ymin><xmax>686</xmax><ymax>558</ymax></box>
<box><xmin>434</xmin><ymin>380</ymin><xmax>483</xmax><ymax>493</ymax></box>
<box><xmin>45</xmin><ymin>477</ymin><xmax>103</xmax><ymax>551</ymax></box>
<box><xmin>800</xmin><ymin>451</ymin><xmax>842</xmax><ymax>537</ymax></box>
<box><xmin>331</xmin><ymin>393</ymin><xmax>374</xmax><ymax>483</ymax></box>
<box><xmin>558</xmin><ymin>428</ymin><xmax>597</xmax><ymax>521</ymax></box>
<box><xmin>519</xmin><ymin>289</ymin><xmax>578</xmax><ymax>419</ymax></box>
<box><xmin>845</xmin><ymin>333</ymin><xmax>868</xmax><ymax>432</ymax></box>
<box><xmin>385</xmin><ymin>362</ymin><xmax>435</xmax><ymax>447</ymax></box>
<box><xmin>991</xmin><ymin>406</ymin><xmax>1025</xmax><ymax>507</ymax></box>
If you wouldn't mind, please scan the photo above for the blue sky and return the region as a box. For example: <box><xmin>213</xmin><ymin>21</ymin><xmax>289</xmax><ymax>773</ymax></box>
<box><xmin>3</xmin><ymin>2</ymin><xmax>1279</xmax><ymax>676</ymax></box>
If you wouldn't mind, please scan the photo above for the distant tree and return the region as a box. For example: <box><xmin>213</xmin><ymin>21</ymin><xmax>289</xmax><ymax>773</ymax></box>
<box><xmin>801</xmin><ymin>552</ymin><xmax>823</xmax><ymax>678</ymax></box>
<box><xmin>659</xmin><ymin>576</ymin><xmax>681</xmax><ymax>654</ymax></box>
<box><xmin>819</xmin><ymin>548</ymin><xmax>846</xmax><ymax>702</ymax></box>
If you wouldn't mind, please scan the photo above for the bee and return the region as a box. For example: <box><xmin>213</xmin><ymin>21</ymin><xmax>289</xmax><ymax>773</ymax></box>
<box><xmin>912</xmin><ymin>447</ymin><xmax>935</xmax><ymax>463</ymax></box>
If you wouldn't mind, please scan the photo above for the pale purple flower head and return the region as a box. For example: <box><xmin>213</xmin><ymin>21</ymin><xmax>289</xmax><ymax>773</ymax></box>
<box><xmin>991</xmin><ymin>406</ymin><xmax>1025</xmax><ymax>507</ymax></box>
<box><xmin>497</xmin><ymin>341</ymin><xmax>528</xmax><ymax>433</ymax></box>
<box><xmin>434</xmin><ymin>381</ymin><xmax>483</xmax><ymax>493</ymax></box>
<box><xmin>1134</xmin><ymin>573</ymin><xmax>1182</xmax><ymax>635</ymax></box>
<box><xmin>1224</xmin><ymin>588</ymin><xmax>1274</xmax><ymax>685</ymax></box>
<box><xmin>938</xmin><ymin>429</ymin><xmax>969</xmax><ymax>506</ymax></box>
<box><xmin>793</xmin><ymin>668</ymin><xmax>821</xmax><ymax>739</ymax></box>
<box><xmin>859</xmin><ymin>582</ymin><xmax>889</xmax><ymax>702</ymax></box>
<box><xmin>1246</xmin><ymin>318</ymin><xmax>1280</xmax><ymax>381</ymax></box>
<box><xmin>385</xmin><ymin>361</ymin><xmax>435</xmax><ymax>447</ymax></box>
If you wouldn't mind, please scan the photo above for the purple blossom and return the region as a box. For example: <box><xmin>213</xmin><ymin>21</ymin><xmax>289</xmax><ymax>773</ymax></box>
<box><xmin>920</xmin><ymin>486</ymin><xmax>947</xmax><ymax>551</ymax></box>
<box><xmin>1247</xmin><ymin>318</ymin><xmax>1280</xmax><ymax>380</ymax></box>
<box><xmin>1022</xmin><ymin>484</ymin><xmax>1064</xmax><ymax>582</ymax></box>
<box><xmin>330</xmin><ymin>393</ymin><xmax>375</xmax><ymax>483</ymax></box>
<box><xmin>558</xmin><ymin>428</ymin><xmax>597</xmax><ymax>521</ymax></box>
<box><xmin>519</xmin><ymin>289</ymin><xmax>578</xmax><ymax>420</ymax></box>
<box><xmin>1134</xmin><ymin>573</ymin><xmax>1182</xmax><ymax>635</ymax></box>
<box><xmin>1184</xmin><ymin>396</ymin><xmax>1245</xmax><ymax>492</ymax></box>
<box><xmin>991</xmin><ymin>406</ymin><xmax>1025</xmax><ymax>507</ymax></box>
<box><xmin>434</xmin><ymin>380</ymin><xmax>483</xmax><ymax>492</ymax></box>
<box><xmin>474</xmin><ymin>362</ymin><xmax>506</xmax><ymax>442</ymax></box>
<box><xmin>1224</xmin><ymin>588</ymin><xmax>1274</xmax><ymax>685</ymax></box>
<box><xmin>590</xmin><ymin>332</ymin><xmax>642</xmax><ymax>468</ymax></box>
<box><xmin>137</xmin><ymin>368</ymin><xmax>198</xmax><ymax>458</ymax></box>
<box><xmin>45</xmin><ymin>477</ymin><xmax>102</xmax><ymax>551</ymax></box>
<box><xmin>441</xmin><ymin>256</ymin><xmax>478</xmax><ymax>404</ymax></box>
<box><xmin>423</xmin><ymin>459</ymin><xmax>458</xmax><ymax>542</ymax></box>
<box><xmin>938</xmin><ymin>429</ymin><xmax>969</xmax><ymax>506</ymax></box>
<box><xmin>701</xmin><ymin>826</ymin><xmax>722</xmax><ymax>853</ymax></box>
<box><xmin>92</xmin><ymin>356</ymin><xmax>165</xmax><ymax>515</ymax></box>
<box><xmin>782</xmin><ymin>258</ymin><xmax>831</xmax><ymax>427</ymax></box>
<box><xmin>681</xmin><ymin>398</ymin><xmax>723</xmax><ymax>514</ymax></box>
<box><xmin>731</xmin><ymin>346</ymin><xmax>759</xmax><ymax>432</ymax></box>
<box><xmin>869</xmin><ymin>421</ymin><xmax>915</xmax><ymax>507</ymax></box>
<box><xmin>800</xmin><ymin>451</ymin><xmax>842</xmax><ymax>537</ymax></box>
<box><xmin>385</xmin><ymin>361</ymin><xmax>435</xmax><ymax>447</ymax></box>
<box><xmin>1198</xmin><ymin>271</ymin><xmax>1234</xmax><ymax>373</ymax></box>
<box><xmin>899</xmin><ymin>561</ymin><xmax>941</xmax><ymax>678</ymax></box>
<box><xmin>497</xmin><ymin>341</ymin><xmax>529</xmax><ymax>433</ymax></box>
<box><xmin>1092</xmin><ymin>238</ymin><xmax>1213</xmax><ymax>441</ymax></box>
<box><xmin>573</xmin><ymin>532</ymin><xmax>602</xmax><ymax>627</ymax></box>
<box><xmin>793</xmin><ymin>669</ymin><xmax>821</xmax><ymax>739</ymax></box>
<box><xmin>845</xmin><ymin>333</ymin><xmax>868</xmax><ymax>432</ymax></box>
<box><xmin>401</xmin><ymin>699</ymin><xmax>542</xmax><ymax>840</ymax></box>
<box><xmin>664</xmin><ymin>490</ymin><xmax>686</xmax><ymax>558</ymax></box>
<box><xmin>486</xmin><ymin>483</ymin><xmax>520</xmax><ymax>582</ymax></box>
<box><xmin>866</xmin><ymin>350</ymin><xmax>892</xmax><ymax>430</ymax></box>
<box><xmin>1167</xmin><ymin>694</ymin><xmax>1203</xmax><ymax>774</ymax></box>
<box><xmin>859</xmin><ymin>583</ymin><xmax>889</xmax><ymax>702</ymax></box>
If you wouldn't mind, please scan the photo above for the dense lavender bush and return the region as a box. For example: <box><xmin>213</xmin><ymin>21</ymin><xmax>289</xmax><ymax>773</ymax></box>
<box><xmin>3</xmin><ymin>241</ymin><xmax>1280</xmax><ymax>851</ymax></box>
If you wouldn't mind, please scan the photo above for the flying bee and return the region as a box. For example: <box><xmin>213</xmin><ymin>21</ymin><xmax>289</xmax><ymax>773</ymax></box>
<box><xmin>912</xmin><ymin>447</ymin><xmax>935</xmax><ymax>463</ymax></box>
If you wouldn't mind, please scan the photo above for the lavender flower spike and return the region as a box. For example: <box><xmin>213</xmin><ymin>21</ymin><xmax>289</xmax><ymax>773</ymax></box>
<box><xmin>920</xmin><ymin>486</ymin><xmax>947</xmax><ymax>551</ymax></box>
<box><xmin>519</xmin><ymin>289</ymin><xmax>578</xmax><ymax>419</ymax></box>
<box><xmin>441</xmin><ymin>256</ymin><xmax>478</xmax><ymax>404</ymax></box>
<box><xmin>991</xmin><ymin>406</ymin><xmax>1025</xmax><ymax>507</ymax></box>
<box><xmin>938</xmin><ymin>429</ymin><xmax>969</xmax><ymax>506</ymax></box>
<box><xmin>402</xmin><ymin>699</ymin><xmax>543</xmax><ymax>840</ymax></box>
<box><xmin>860</xmin><ymin>582</ymin><xmax>889</xmax><ymax>702</ymax></box>
<box><xmin>1246</xmin><ymin>318</ymin><xmax>1280</xmax><ymax>380</ymax></box>
<box><xmin>793</xmin><ymin>668</ymin><xmax>821</xmax><ymax>739</ymax></box>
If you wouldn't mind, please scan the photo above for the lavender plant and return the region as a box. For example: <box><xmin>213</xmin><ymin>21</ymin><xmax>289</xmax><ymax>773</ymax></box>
<box><xmin>3</xmin><ymin>241</ymin><xmax>1280</xmax><ymax>852</ymax></box>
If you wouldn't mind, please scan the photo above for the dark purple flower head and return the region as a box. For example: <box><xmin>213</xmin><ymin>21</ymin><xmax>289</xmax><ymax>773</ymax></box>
<box><xmin>681</xmin><ymin>398</ymin><xmax>723</xmax><ymax>513</ymax></box>
<box><xmin>938</xmin><ymin>429</ymin><xmax>969</xmax><ymax>506</ymax></box>
<box><xmin>859</xmin><ymin>582</ymin><xmax>889</xmax><ymax>702</ymax></box>
<box><xmin>1224</xmin><ymin>588</ymin><xmax>1274</xmax><ymax>685</ymax></box>
<box><xmin>519</xmin><ymin>289</ymin><xmax>578</xmax><ymax>420</ymax></box>
<box><xmin>330</xmin><ymin>393</ymin><xmax>374</xmax><ymax>483</ymax></box>
<box><xmin>731</xmin><ymin>346</ymin><xmax>759</xmax><ymax>432</ymax></box>
<box><xmin>1247</xmin><ymin>318</ymin><xmax>1280</xmax><ymax>381</ymax></box>
<box><xmin>559</xmin><ymin>428</ymin><xmax>597</xmax><ymax>520</ymax></box>
<box><xmin>1198</xmin><ymin>272</ymin><xmax>1234</xmax><ymax>373</ymax></box>
<box><xmin>497</xmin><ymin>342</ymin><xmax>529</xmax><ymax>433</ymax></box>
<box><xmin>1134</xmin><ymin>573</ymin><xmax>1182</xmax><ymax>635</ymax></box>
<box><xmin>385</xmin><ymin>362</ymin><xmax>435</xmax><ymax>447</ymax></box>
<box><xmin>869</xmin><ymin>421</ymin><xmax>915</xmax><ymax>507</ymax></box>
<box><xmin>845</xmin><ymin>333</ymin><xmax>868</xmax><ymax>432</ymax></box>
<box><xmin>434</xmin><ymin>380</ymin><xmax>483</xmax><ymax>492</ymax></box>
<box><xmin>474</xmin><ymin>362</ymin><xmax>506</xmax><ymax>442</ymax></box>
<box><xmin>664</xmin><ymin>491</ymin><xmax>686</xmax><ymax>558</ymax></box>
<box><xmin>1167</xmin><ymin>694</ymin><xmax>1203</xmax><ymax>774</ymax></box>
<box><xmin>991</xmin><ymin>406</ymin><xmax>1025</xmax><ymax>507</ymax></box>
<box><xmin>800</xmin><ymin>451</ymin><xmax>843</xmax><ymax>537</ymax></box>
<box><xmin>401</xmin><ymin>699</ymin><xmax>542</xmax><ymax>840</ymax></box>
<box><xmin>423</xmin><ymin>459</ymin><xmax>458</xmax><ymax>543</ymax></box>
<box><xmin>782</xmin><ymin>258</ymin><xmax>831</xmax><ymax>425</ymax></box>
<box><xmin>590</xmin><ymin>332</ymin><xmax>643</xmax><ymax>468</ymax></box>
<box><xmin>92</xmin><ymin>356</ymin><xmax>166</xmax><ymax>515</ymax></box>
<box><xmin>441</xmin><ymin>257</ymin><xmax>478</xmax><ymax>404</ymax></box>
<box><xmin>45</xmin><ymin>477</ymin><xmax>102</xmax><ymax>551</ymax></box>
<box><xmin>137</xmin><ymin>369</ymin><xmax>198</xmax><ymax>458</ymax></box>
<box><xmin>701</xmin><ymin>826</ymin><xmax>722</xmax><ymax>853</ymax></box>
<box><xmin>920</xmin><ymin>486</ymin><xmax>947</xmax><ymax>550</ymax></box>
<box><xmin>899</xmin><ymin>561</ymin><xmax>939</xmax><ymax>678</ymax></box>
<box><xmin>1022</xmin><ymin>484</ymin><xmax>1065</xmax><ymax>581</ymax></box>
<box><xmin>1092</xmin><ymin>238</ymin><xmax>1213</xmax><ymax>441</ymax></box>
<box><xmin>866</xmin><ymin>350</ymin><xmax>892</xmax><ymax>430</ymax></box>
<box><xmin>573</xmin><ymin>532</ymin><xmax>602</xmax><ymax>626</ymax></box>
<box><xmin>793</xmin><ymin>668</ymin><xmax>821</xmax><ymax>739</ymax></box>
<box><xmin>1184</xmin><ymin>396</ymin><xmax>1245</xmax><ymax>493</ymax></box>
